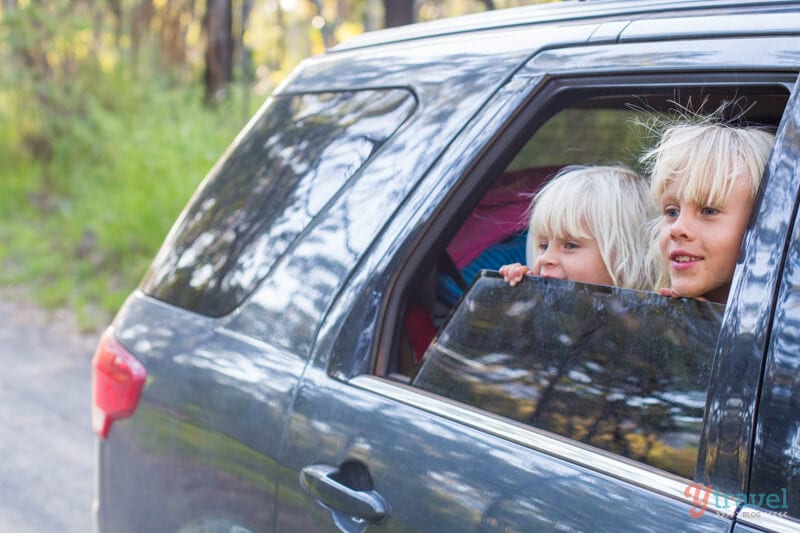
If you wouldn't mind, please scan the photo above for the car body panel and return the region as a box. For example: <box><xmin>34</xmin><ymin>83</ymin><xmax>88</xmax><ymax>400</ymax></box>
<box><xmin>747</xmin><ymin>75</ymin><xmax>800</xmax><ymax>525</ymax></box>
<box><xmin>278</xmin><ymin>368</ymin><xmax>735</xmax><ymax>531</ymax></box>
<box><xmin>96</xmin><ymin>294</ymin><xmax>306</xmax><ymax>532</ymax></box>
<box><xmin>279</xmin><ymin>24</ymin><xmax>598</xmax><ymax>97</ymax></box>
<box><xmin>226</xmin><ymin>26</ymin><xmax>604</xmax><ymax>358</ymax></box>
<box><xmin>277</xmin><ymin>38</ymin><xmax>800</xmax><ymax>533</ymax></box>
<box><xmin>331</xmin><ymin>0</ymin><xmax>800</xmax><ymax>52</ymax></box>
<box><xmin>735</xmin><ymin>506</ymin><xmax>800</xmax><ymax>532</ymax></box>
<box><xmin>619</xmin><ymin>10</ymin><xmax>800</xmax><ymax>41</ymax></box>
<box><xmin>95</xmin><ymin>2</ymin><xmax>800</xmax><ymax>531</ymax></box>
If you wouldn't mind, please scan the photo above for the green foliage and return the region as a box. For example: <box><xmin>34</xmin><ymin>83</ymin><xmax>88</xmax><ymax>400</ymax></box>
<box><xmin>0</xmin><ymin>67</ymin><xmax>254</xmax><ymax>328</ymax></box>
<box><xmin>0</xmin><ymin>0</ymin><xmax>560</xmax><ymax>328</ymax></box>
<box><xmin>509</xmin><ymin>107</ymin><xmax>649</xmax><ymax>172</ymax></box>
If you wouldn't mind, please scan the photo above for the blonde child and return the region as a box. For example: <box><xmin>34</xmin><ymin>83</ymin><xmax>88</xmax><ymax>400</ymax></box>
<box><xmin>500</xmin><ymin>165</ymin><xmax>654</xmax><ymax>290</ymax></box>
<box><xmin>643</xmin><ymin>122</ymin><xmax>775</xmax><ymax>304</ymax></box>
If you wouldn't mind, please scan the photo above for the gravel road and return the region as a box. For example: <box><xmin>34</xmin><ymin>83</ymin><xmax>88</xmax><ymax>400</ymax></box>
<box><xmin>0</xmin><ymin>288</ymin><xmax>100</xmax><ymax>532</ymax></box>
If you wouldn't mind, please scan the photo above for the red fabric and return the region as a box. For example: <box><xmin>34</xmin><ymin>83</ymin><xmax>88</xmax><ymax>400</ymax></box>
<box><xmin>403</xmin><ymin>302</ymin><xmax>437</xmax><ymax>364</ymax></box>
<box><xmin>445</xmin><ymin>167</ymin><xmax>560</xmax><ymax>268</ymax></box>
<box><xmin>404</xmin><ymin>167</ymin><xmax>561</xmax><ymax>364</ymax></box>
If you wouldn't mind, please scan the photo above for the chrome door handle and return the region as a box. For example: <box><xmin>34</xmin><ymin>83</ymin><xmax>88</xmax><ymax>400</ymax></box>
<box><xmin>299</xmin><ymin>464</ymin><xmax>387</xmax><ymax>523</ymax></box>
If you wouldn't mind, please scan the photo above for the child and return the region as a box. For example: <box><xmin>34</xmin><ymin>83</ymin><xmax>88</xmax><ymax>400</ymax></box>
<box><xmin>500</xmin><ymin>165</ymin><xmax>653</xmax><ymax>290</ymax></box>
<box><xmin>643</xmin><ymin>122</ymin><xmax>775</xmax><ymax>304</ymax></box>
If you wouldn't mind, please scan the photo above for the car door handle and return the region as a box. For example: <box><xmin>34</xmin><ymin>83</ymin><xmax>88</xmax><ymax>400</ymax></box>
<box><xmin>299</xmin><ymin>464</ymin><xmax>387</xmax><ymax>523</ymax></box>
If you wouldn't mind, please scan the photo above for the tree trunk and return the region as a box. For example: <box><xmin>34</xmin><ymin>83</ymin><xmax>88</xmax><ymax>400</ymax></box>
<box><xmin>131</xmin><ymin>0</ymin><xmax>154</xmax><ymax>71</ymax></box>
<box><xmin>235</xmin><ymin>0</ymin><xmax>253</xmax><ymax>76</ymax></box>
<box><xmin>273</xmin><ymin>1</ymin><xmax>286</xmax><ymax>71</ymax></box>
<box><xmin>238</xmin><ymin>0</ymin><xmax>253</xmax><ymax>119</ymax></box>
<box><xmin>204</xmin><ymin>0</ymin><xmax>233</xmax><ymax>104</ymax></box>
<box><xmin>106</xmin><ymin>0</ymin><xmax>123</xmax><ymax>47</ymax></box>
<box><xmin>384</xmin><ymin>0</ymin><xmax>413</xmax><ymax>28</ymax></box>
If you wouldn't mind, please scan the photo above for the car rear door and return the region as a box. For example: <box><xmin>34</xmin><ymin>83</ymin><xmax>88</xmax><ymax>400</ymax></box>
<box><xmin>276</xmin><ymin>21</ymin><xmax>800</xmax><ymax>531</ymax></box>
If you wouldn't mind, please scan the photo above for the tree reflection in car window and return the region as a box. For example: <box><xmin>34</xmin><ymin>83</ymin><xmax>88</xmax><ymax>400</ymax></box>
<box><xmin>142</xmin><ymin>89</ymin><xmax>415</xmax><ymax>317</ymax></box>
<box><xmin>412</xmin><ymin>271</ymin><xmax>723</xmax><ymax>479</ymax></box>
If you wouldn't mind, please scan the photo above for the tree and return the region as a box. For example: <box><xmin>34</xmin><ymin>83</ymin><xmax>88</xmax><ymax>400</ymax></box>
<box><xmin>384</xmin><ymin>0</ymin><xmax>413</xmax><ymax>27</ymax></box>
<box><xmin>204</xmin><ymin>0</ymin><xmax>233</xmax><ymax>104</ymax></box>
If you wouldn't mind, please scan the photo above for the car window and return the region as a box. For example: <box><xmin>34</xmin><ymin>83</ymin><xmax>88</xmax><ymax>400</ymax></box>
<box><xmin>356</xmin><ymin>78</ymin><xmax>796</xmax><ymax>517</ymax></box>
<box><xmin>507</xmin><ymin>106</ymin><xmax>647</xmax><ymax>172</ymax></box>
<box><xmin>412</xmin><ymin>272</ymin><xmax>724</xmax><ymax>479</ymax></box>
<box><xmin>141</xmin><ymin>89</ymin><xmax>415</xmax><ymax>316</ymax></box>
<box><xmin>387</xmin><ymin>85</ymin><xmax>787</xmax><ymax>376</ymax></box>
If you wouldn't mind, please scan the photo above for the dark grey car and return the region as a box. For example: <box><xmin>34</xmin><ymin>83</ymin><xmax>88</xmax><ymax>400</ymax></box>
<box><xmin>93</xmin><ymin>1</ymin><xmax>800</xmax><ymax>531</ymax></box>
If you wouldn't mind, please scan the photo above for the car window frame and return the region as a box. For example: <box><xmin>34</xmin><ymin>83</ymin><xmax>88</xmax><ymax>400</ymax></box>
<box><xmin>373</xmin><ymin>72</ymin><xmax>796</xmax><ymax>377</ymax></box>
<box><xmin>141</xmin><ymin>88</ymin><xmax>417</xmax><ymax>318</ymax></box>
<box><xmin>348</xmin><ymin>71</ymin><xmax>795</xmax><ymax>493</ymax></box>
<box><xmin>412</xmin><ymin>271</ymin><xmax>727</xmax><ymax>480</ymax></box>
<box><xmin>735</xmin><ymin>74</ymin><xmax>800</xmax><ymax>532</ymax></box>
<box><xmin>312</xmin><ymin>37</ymin><xmax>800</xmax><ymax>520</ymax></box>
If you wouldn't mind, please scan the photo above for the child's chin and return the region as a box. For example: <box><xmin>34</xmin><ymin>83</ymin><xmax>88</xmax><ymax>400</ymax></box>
<box><xmin>672</xmin><ymin>284</ymin><xmax>702</xmax><ymax>299</ymax></box>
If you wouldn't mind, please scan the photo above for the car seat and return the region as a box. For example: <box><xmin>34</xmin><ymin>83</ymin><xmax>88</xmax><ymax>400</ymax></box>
<box><xmin>403</xmin><ymin>166</ymin><xmax>561</xmax><ymax>367</ymax></box>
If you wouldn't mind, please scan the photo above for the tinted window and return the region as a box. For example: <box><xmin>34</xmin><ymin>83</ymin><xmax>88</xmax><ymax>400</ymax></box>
<box><xmin>412</xmin><ymin>272</ymin><xmax>723</xmax><ymax>479</ymax></box>
<box><xmin>142</xmin><ymin>89</ymin><xmax>415</xmax><ymax>316</ymax></box>
<box><xmin>507</xmin><ymin>107</ymin><xmax>646</xmax><ymax>171</ymax></box>
<box><xmin>391</xmin><ymin>88</ymin><xmax>785</xmax><ymax>377</ymax></box>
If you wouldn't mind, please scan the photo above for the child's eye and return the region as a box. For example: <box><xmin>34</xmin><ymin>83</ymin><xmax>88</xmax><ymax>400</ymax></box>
<box><xmin>663</xmin><ymin>206</ymin><xmax>679</xmax><ymax>218</ymax></box>
<box><xmin>563</xmin><ymin>242</ymin><xmax>580</xmax><ymax>250</ymax></box>
<box><xmin>701</xmin><ymin>206</ymin><xmax>719</xmax><ymax>216</ymax></box>
<box><xmin>537</xmin><ymin>241</ymin><xmax>549</xmax><ymax>251</ymax></box>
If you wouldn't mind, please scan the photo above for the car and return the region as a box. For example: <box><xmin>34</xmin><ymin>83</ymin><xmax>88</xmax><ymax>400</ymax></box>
<box><xmin>93</xmin><ymin>1</ymin><xmax>800</xmax><ymax>531</ymax></box>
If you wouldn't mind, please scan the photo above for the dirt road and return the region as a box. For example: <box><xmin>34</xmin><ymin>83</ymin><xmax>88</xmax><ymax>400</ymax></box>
<box><xmin>0</xmin><ymin>288</ymin><xmax>99</xmax><ymax>532</ymax></box>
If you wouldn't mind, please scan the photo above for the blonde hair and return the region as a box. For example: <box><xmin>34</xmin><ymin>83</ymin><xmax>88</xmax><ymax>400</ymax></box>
<box><xmin>526</xmin><ymin>165</ymin><xmax>654</xmax><ymax>290</ymax></box>
<box><xmin>642</xmin><ymin>122</ymin><xmax>775</xmax><ymax>289</ymax></box>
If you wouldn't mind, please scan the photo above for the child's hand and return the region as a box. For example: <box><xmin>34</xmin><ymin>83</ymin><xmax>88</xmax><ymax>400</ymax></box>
<box><xmin>659</xmin><ymin>288</ymin><xmax>709</xmax><ymax>302</ymax></box>
<box><xmin>500</xmin><ymin>263</ymin><xmax>531</xmax><ymax>287</ymax></box>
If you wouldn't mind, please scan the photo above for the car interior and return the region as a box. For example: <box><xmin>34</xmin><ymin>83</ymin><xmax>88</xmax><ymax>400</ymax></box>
<box><xmin>380</xmin><ymin>82</ymin><xmax>791</xmax><ymax>380</ymax></box>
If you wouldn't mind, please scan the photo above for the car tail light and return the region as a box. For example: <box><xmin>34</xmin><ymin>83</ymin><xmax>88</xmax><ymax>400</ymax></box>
<box><xmin>92</xmin><ymin>328</ymin><xmax>147</xmax><ymax>439</ymax></box>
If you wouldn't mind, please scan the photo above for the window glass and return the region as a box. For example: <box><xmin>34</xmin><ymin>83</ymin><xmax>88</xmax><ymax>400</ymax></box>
<box><xmin>507</xmin><ymin>107</ymin><xmax>646</xmax><ymax>171</ymax></box>
<box><xmin>412</xmin><ymin>272</ymin><xmax>723</xmax><ymax>479</ymax></box>
<box><xmin>387</xmin><ymin>85</ymin><xmax>785</xmax><ymax>378</ymax></box>
<box><xmin>141</xmin><ymin>89</ymin><xmax>415</xmax><ymax>316</ymax></box>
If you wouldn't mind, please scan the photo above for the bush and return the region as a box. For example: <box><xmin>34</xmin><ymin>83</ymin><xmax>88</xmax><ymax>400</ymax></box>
<box><xmin>0</xmin><ymin>70</ymin><xmax>255</xmax><ymax>329</ymax></box>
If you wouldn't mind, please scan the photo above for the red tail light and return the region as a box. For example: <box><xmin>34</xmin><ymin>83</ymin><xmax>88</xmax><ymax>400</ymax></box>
<box><xmin>92</xmin><ymin>328</ymin><xmax>147</xmax><ymax>439</ymax></box>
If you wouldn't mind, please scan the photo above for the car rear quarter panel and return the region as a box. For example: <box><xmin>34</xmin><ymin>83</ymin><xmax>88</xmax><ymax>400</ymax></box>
<box><xmin>96</xmin><ymin>294</ymin><xmax>307</xmax><ymax>532</ymax></box>
<box><xmin>97</xmin><ymin>26</ymin><xmax>577</xmax><ymax>531</ymax></box>
<box><xmin>222</xmin><ymin>22</ymin><xmax>604</xmax><ymax>359</ymax></box>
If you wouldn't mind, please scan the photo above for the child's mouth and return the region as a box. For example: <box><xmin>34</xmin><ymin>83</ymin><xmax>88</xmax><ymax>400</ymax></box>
<box><xmin>671</xmin><ymin>253</ymin><xmax>702</xmax><ymax>270</ymax></box>
<box><xmin>673</xmin><ymin>255</ymin><xmax>700</xmax><ymax>262</ymax></box>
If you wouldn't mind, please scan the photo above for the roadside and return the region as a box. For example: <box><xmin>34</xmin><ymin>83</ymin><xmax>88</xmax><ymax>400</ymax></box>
<box><xmin>0</xmin><ymin>287</ymin><xmax>100</xmax><ymax>532</ymax></box>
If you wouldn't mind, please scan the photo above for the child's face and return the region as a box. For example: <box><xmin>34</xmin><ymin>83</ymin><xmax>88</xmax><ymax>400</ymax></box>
<box><xmin>532</xmin><ymin>235</ymin><xmax>613</xmax><ymax>286</ymax></box>
<box><xmin>658</xmin><ymin>175</ymin><xmax>755</xmax><ymax>303</ymax></box>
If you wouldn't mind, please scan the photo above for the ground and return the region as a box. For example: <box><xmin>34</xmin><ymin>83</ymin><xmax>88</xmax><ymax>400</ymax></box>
<box><xmin>0</xmin><ymin>287</ymin><xmax>99</xmax><ymax>532</ymax></box>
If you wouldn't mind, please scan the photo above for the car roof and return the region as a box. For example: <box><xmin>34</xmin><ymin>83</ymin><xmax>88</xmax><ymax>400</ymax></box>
<box><xmin>330</xmin><ymin>0</ymin><xmax>800</xmax><ymax>53</ymax></box>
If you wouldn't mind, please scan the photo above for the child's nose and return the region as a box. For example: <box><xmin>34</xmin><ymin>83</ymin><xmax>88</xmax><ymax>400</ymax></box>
<box><xmin>670</xmin><ymin>211</ymin><xmax>695</xmax><ymax>239</ymax></box>
<box><xmin>537</xmin><ymin>246</ymin><xmax>559</xmax><ymax>266</ymax></box>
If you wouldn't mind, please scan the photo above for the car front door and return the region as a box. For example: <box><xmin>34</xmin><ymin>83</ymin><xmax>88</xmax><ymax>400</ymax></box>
<box><xmin>733</xmin><ymin>74</ymin><xmax>800</xmax><ymax>533</ymax></box>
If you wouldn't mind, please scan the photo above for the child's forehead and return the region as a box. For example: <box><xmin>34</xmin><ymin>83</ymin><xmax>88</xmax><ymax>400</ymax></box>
<box><xmin>533</xmin><ymin>227</ymin><xmax>592</xmax><ymax>240</ymax></box>
<box><xmin>661</xmin><ymin>171</ymin><xmax>748</xmax><ymax>205</ymax></box>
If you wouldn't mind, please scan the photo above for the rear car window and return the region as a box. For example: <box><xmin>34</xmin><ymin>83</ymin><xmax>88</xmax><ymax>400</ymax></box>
<box><xmin>141</xmin><ymin>89</ymin><xmax>415</xmax><ymax>316</ymax></box>
<box><xmin>412</xmin><ymin>272</ymin><xmax>723</xmax><ymax>479</ymax></box>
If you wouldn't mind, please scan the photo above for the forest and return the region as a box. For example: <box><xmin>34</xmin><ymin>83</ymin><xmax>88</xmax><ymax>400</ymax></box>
<box><xmin>0</xmin><ymin>0</ymin><xmax>555</xmax><ymax>328</ymax></box>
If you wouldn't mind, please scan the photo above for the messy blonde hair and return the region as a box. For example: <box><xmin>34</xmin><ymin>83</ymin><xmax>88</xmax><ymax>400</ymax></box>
<box><xmin>526</xmin><ymin>165</ymin><xmax>654</xmax><ymax>290</ymax></box>
<box><xmin>642</xmin><ymin>122</ymin><xmax>775</xmax><ymax>289</ymax></box>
